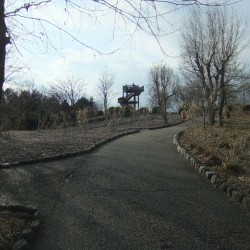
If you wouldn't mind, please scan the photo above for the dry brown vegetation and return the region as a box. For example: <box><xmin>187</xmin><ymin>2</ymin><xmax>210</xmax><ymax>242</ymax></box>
<box><xmin>0</xmin><ymin>215</ymin><xmax>30</xmax><ymax>250</ymax></box>
<box><xmin>181</xmin><ymin>114</ymin><xmax>250</xmax><ymax>195</ymax></box>
<box><xmin>0</xmin><ymin>114</ymin><xmax>173</xmax><ymax>165</ymax></box>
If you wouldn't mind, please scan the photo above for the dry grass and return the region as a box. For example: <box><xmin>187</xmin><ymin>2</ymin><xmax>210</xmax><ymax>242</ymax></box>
<box><xmin>0</xmin><ymin>115</ymin><xmax>180</xmax><ymax>165</ymax></box>
<box><xmin>0</xmin><ymin>214</ymin><xmax>30</xmax><ymax>250</ymax></box>
<box><xmin>181</xmin><ymin>114</ymin><xmax>250</xmax><ymax>195</ymax></box>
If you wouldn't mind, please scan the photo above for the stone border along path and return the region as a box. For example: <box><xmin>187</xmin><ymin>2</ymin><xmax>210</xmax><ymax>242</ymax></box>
<box><xmin>173</xmin><ymin>131</ymin><xmax>250</xmax><ymax>211</ymax></box>
<box><xmin>0</xmin><ymin>130</ymin><xmax>141</xmax><ymax>169</ymax></box>
<box><xmin>0</xmin><ymin>204</ymin><xmax>41</xmax><ymax>250</ymax></box>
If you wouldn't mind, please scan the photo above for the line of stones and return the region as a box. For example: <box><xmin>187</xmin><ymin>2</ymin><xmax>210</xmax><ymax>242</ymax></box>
<box><xmin>173</xmin><ymin>131</ymin><xmax>250</xmax><ymax>211</ymax></box>
<box><xmin>0</xmin><ymin>130</ymin><xmax>141</xmax><ymax>169</ymax></box>
<box><xmin>0</xmin><ymin>204</ymin><xmax>41</xmax><ymax>250</ymax></box>
<box><xmin>0</xmin><ymin>121</ymin><xmax>185</xmax><ymax>169</ymax></box>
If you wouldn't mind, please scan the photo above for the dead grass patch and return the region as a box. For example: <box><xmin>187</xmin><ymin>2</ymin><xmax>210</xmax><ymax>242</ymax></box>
<box><xmin>0</xmin><ymin>214</ymin><xmax>30</xmax><ymax>250</ymax></box>
<box><xmin>181</xmin><ymin>114</ymin><xmax>250</xmax><ymax>195</ymax></box>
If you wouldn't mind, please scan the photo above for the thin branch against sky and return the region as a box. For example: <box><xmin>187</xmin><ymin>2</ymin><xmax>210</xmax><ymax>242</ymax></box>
<box><xmin>2</xmin><ymin>0</ymin><xmax>247</xmax><ymax>107</ymax></box>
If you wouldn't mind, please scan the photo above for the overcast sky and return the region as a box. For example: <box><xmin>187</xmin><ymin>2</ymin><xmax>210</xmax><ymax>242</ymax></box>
<box><xmin>6</xmin><ymin>0</ymin><xmax>250</xmax><ymax>108</ymax></box>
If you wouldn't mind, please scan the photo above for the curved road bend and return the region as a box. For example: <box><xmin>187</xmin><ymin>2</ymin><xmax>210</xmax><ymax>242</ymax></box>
<box><xmin>0</xmin><ymin>123</ymin><xmax>249</xmax><ymax>249</ymax></box>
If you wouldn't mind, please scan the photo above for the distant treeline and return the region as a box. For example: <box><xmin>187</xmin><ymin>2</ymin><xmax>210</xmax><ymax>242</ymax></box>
<box><xmin>0</xmin><ymin>88</ymin><xmax>153</xmax><ymax>131</ymax></box>
<box><xmin>0</xmin><ymin>88</ymin><xmax>99</xmax><ymax>130</ymax></box>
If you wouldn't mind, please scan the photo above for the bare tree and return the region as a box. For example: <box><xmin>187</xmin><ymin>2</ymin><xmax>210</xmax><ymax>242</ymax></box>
<box><xmin>180</xmin><ymin>7</ymin><xmax>247</xmax><ymax>126</ymax></box>
<box><xmin>214</xmin><ymin>9</ymin><xmax>247</xmax><ymax>126</ymax></box>
<box><xmin>235</xmin><ymin>80</ymin><xmax>250</xmax><ymax>105</ymax></box>
<box><xmin>0</xmin><ymin>0</ymin><xmax>238</xmax><ymax>102</ymax></box>
<box><xmin>95</xmin><ymin>72</ymin><xmax>115</xmax><ymax>115</ymax></box>
<box><xmin>148</xmin><ymin>63</ymin><xmax>177</xmax><ymax>124</ymax></box>
<box><xmin>50</xmin><ymin>75</ymin><xmax>86</xmax><ymax>107</ymax></box>
<box><xmin>174</xmin><ymin>78</ymin><xmax>204</xmax><ymax>112</ymax></box>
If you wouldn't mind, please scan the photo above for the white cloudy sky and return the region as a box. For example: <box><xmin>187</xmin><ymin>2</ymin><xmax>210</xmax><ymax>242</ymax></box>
<box><xmin>6</xmin><ymin>0</ymin><xmax>250</xmax><ymax>107</ymax></box>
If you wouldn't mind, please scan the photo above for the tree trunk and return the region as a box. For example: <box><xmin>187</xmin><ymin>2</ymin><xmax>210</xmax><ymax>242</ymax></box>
<box><xmin>0</xmin><ymin>0</ymin><xmax>7</xmax><ymax>102</ymax></box>
<box><xmin>208</xmin><ymin>107</ymin><xmax>215</xmax><ymax>126</ymax></box>
<box><xmin>218</xmin><ymin>92</ymin><xmax>225</xmax><ymax>127</ymax></box>
<box><xmin>203</xmin><ymin>107</ymin><xmax>206</xmax><ymax>128</ymax></box>
<box><xmin>218</xmin><ymin>66</ymin><xmax>226</xmax><ymax>127</ymax></box>
<box><xmin>163</xmin><ymin>112</ymin><xmax>168</xmax><ymax>124</ymax></box>
<box><xmin>160</xmin><ymin>98</ymin><xmax>168</xmax><ymax>124</ymax></box>
<box><xmin>159</xmin><ymin>105</ymin><xmax>167</xmax><ymax>124</ymax></box>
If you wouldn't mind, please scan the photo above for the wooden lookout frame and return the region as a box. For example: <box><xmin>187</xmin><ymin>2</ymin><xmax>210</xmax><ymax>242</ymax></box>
<box><xmin>118</xmin><ymin>84</ymin><xmax>144</xmax><ymax>110</ymax></box>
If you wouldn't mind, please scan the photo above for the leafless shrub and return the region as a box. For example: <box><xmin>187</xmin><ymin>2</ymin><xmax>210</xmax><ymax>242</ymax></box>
<box><xmin>76</xmin><ymin>108</ymin><xmax>88</xmax><ymax>128</ymax></box>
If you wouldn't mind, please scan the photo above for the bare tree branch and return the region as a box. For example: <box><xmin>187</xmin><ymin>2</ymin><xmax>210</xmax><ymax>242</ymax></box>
<box><xmin>0</xmin><ymin>0</ymin><xmax>240</xmax><ymax>102</ymax></box>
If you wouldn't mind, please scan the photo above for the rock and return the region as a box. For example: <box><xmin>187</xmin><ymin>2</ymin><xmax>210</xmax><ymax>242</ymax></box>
<box><xmin>198</xmin><ymin>166</ymin><xmax>206</xmax><ymax>174</ymax></box>
<box><xmin>232</xmin><ymin>190</ymin><xmax>244</xmax><ymax>203</ymax></box>
<box><xmin>30</xmin><ymin>220</ymin><xmax>41</xmax><ymax>230</ymax></box>
<box><xmin>205</xmin><ymin>171</ymin><xmax>216</xmax><ymax>180</ymax></box>
<box><xmin>189</xmin><ymin>157</ymin><xmax>195</xmax><ymax>166</ymax></box>
<box><xmin>24</xmin><ymin>205</ymin><xmax>38</xmax><ymax>213</ymax></box>
<box><xmin>12</xmin><ymin>238</ymin><xmax>29</xmax><ymax>250</ymax></box>
<box><xmin>7</xmin><ymin>204</ymin><xmax>36</xmax><ymax>214</ymax></box>
<box><xmin>33</xmin><ymin>210</ymin><xmax>40</xmax><ymax>219</ymax></box>
<box><xmin>216</xmin><ymin>178</ymin><xmax>226</xmax><ymax>188</ymax></box>
<box><xmin>13</xmin><ymin>212</ymin><xmax>33</xmax><ymax>220</ymax></box>
<box><xmin>22</xmin><ymin>229</ymin><xmax>35</xmax><ymax>242</ymax></box>
<box><xmin>211</xmin><ymin>174</ymin><xmax>218</xmax><ymax>185</ymax></box>
<box><xmin>242</xmin><ymin>197</ymin><xmax>250</xmax><ymax>210</ymax></box>
<box><xmin>173</xmin><ymin>137</ymin><xmax>177</xmax><ymax>145</ymax></box>
<box><xmin>227</xmin><ymin>185</ymin><xmax>236</xmax><ymax>196</ymax></box>
<box><xmin>185</xmin><ymin>153</ymin><xmax>191</xmax><ymax>161</ymax></box>
<box><xmin>202</xmin><ymin>168</ymin><xmax>210</xmax><ymax>176</ymax></box>
<box><xmin>194</xmin><ymin>162</ymin><xmax>200</xmax><ymax>170</ymax></box>
<box><xmin>181</xmin><ymin>149</ymin><xmax>185</xmax><ymax>156</ymax></box>
<box><xmin>219</xmin><ymin>182</ymin><xmax>229</xmax><ymax>193</ymax></box>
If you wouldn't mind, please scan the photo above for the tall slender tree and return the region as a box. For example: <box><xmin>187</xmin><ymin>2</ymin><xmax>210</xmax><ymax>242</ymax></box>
<box><xmin>148</xmin><ymin>63</ymin><xmax>177</xmax><ymax>124</ymax></box>
<box><xmin>95</xmin><ymin>72</ymin><xmax>115</xmax><ymax>115</ymax></box>
<box><xmin>180</xmin><ymin>7</ymin><xmax>247</xmax><ymax>126</ymax></box>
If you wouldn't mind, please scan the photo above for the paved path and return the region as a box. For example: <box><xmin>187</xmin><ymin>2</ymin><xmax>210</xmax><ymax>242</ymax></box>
<box><xmin>0</xmin><ymin>124</ymin><xmax>250</xmax><ymax>249</ymax></box>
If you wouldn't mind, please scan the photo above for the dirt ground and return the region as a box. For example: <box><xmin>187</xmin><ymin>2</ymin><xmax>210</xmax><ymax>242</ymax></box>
<box><xmin>0</xmin><ymin>115</ymin><xmax>180</xmax><ymax>165</ymax></box>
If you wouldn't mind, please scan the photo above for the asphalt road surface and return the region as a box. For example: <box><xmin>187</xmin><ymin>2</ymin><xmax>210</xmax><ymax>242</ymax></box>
<box><xmin>0</xmin><ymin>123</ymin><xmax>249</xmax><ymax>249</ymax></box>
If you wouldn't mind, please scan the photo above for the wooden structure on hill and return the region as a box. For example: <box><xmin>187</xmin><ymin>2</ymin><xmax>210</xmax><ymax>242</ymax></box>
<box><xmin>118</xmin><ymin>84</ymin><xmax>144</xmax><ymax>110</ymax></box>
